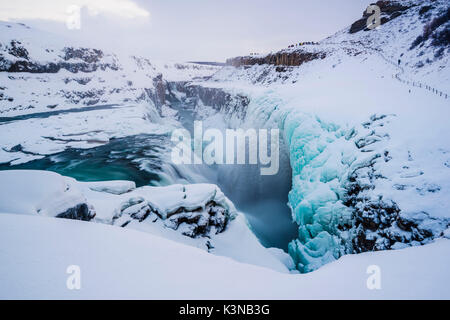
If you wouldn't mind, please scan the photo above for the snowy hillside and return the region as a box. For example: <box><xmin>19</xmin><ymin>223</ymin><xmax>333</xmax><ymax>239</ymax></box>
<box><xmin>219</xmin><ymin>0</ymin><xmax>450</xmax><ymax>90</ymax></box>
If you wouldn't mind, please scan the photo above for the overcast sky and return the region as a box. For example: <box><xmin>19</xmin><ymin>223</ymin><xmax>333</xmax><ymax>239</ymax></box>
<box><xmin>0</xmin><ymin>0</ymin><xmax>371</xmax><ymax>62</ymax></box>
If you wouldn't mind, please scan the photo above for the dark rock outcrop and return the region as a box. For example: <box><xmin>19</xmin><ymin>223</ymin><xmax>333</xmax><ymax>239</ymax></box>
<box><xmin>164</xmin><ymin>201</ymin><xmax>229</xmax><ymax>238</ymax></box>
<box><xmin>113</xmin><ymin>197</ymin><xmax>231</xmax><ymax>239</ymax></box>
<box><xmin>349</xmin><ymin>1</ymin><xmax>412</xmax><ymax>34</ymax></box>
<box><xmin>62</xmin><ymin>47</ymin><xmax>104</xmax><ymax>64</ymax></box>
<box><xmin>7</xmin><ymin>40</ymin><xmax>29</xmax><ymax>59</ymax></box>
<box><xmin>226</xmin><ymin>50</ymin><xmax>326</xmax><ymax>68</ymax></box>
<box><xmin>56</xmin><ymin>203</ymin><xmax>95</xmax><ymax>221</ymax></box>
<box><xmin>0</xmin><ymin>44</ymin><xmax>119</xmax><ymax>73</ymax></box>
<box><xmin>151</xmin><ymin>73</ymin><xmax>167</xmax><ymax>111</ymax></box>
<box><xmin>169</xmin><ymin>82</ymin><xmax>249</xmax><ymax>119</ymax></box>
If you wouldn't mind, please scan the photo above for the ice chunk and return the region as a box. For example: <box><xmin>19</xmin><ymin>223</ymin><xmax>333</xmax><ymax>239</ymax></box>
<box><xmin>84</xmin><ymin>180</ymin><xmax>136</xmax><ymax>195</ymax></box>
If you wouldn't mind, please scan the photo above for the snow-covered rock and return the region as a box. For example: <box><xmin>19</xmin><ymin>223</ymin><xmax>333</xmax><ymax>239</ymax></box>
<box><xmin>0</xmin><ymin>170</ymin><xmax>289</xmax><ymax>273</ymax></box>
<box><xmin>110</xmin><ymin>184</ymin><xmax>235</xmax><ymax>238</ymax></box>
<box><xmin>0</xmin><ymin>170</ymin><xmax>94</xmax><ymax>220</ymax></box>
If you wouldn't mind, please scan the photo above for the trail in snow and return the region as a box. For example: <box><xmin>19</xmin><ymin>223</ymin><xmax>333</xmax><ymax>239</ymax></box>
<box><xmin>323</xmin><ymin>41</ymin><xmax>449</xmax><ymax>99</ymax></box>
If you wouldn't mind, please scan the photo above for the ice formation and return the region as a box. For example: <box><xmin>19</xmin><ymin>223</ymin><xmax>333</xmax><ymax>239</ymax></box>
<box><xmin>283</xmin><ymin>111</ymin><xmax>356</xmax><ymax>272</ymax></box>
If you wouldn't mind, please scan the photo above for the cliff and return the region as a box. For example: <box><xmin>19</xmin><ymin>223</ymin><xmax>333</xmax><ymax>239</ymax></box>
<box><xmin>226</xmin><ymin>49</ymin><xmax>326</xmax><ymax>68</ymax></box>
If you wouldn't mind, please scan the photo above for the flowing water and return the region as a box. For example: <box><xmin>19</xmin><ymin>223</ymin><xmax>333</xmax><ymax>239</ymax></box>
<box><xmin>1</xmin><ymin>101</ymin><xmax>298</xmax><ymax>250</ymax></box>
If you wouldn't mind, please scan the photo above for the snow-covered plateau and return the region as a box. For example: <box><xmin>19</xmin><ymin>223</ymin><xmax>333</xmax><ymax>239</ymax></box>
<box><xmin>0</xmin><ymin>0</ymin><xmax>449</xmax><ymax>299</ymax></box>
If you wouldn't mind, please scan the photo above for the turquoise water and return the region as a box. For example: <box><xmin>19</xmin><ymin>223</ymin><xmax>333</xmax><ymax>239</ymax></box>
<box><xmin>0</xmin><ymin>134</ymin><xmax>168</xmax><ymax>187</ymax></box>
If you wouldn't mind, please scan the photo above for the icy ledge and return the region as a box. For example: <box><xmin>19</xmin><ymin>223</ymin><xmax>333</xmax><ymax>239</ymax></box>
<box><xmin>0</xmin><ymin>170</ymin><xmax>294</xmax><ymax>273</ymax></box>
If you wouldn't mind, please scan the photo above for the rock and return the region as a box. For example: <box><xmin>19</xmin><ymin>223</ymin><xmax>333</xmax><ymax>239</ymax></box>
<box><xmin>169</xmin><ymin>82</ymin><xmax>249</xmax><ymax>119</ymax></box>
<box><xmin>56</xmin><ymin>203</ymin><xmax>95</xmax><ymax>221</ymax></box>
<box><xmin>1</xmin><ymin>46</ymin><xmax>119</xmax><ymax>73</ymax></box>
<box><xmin>111</xmin><ymin>185</ymin><xmax>235</xmax><ymax>239</ymax></box>
<box><xmin>349</xmin><ymin>1</ymin><xmax>411</xmax><ymax>34</ymax></box>
<box><xmin>226</xmin><ymin>49</ymin><xmax>326</xmax><ymax>68</ymax></box>
<box><xmin>152</xmin><ymin>73</ymin><xmax>166</xmax><ymax>111</ymax></box>
<box><xmin>8</xmin><ymin>40</ymin><xmax>29</xmax><ymax>59</ymax></box>
<box><xmin>164</xmin><ymin>200</ymin><xmax>229</xmax><ymax>238</ymax></box>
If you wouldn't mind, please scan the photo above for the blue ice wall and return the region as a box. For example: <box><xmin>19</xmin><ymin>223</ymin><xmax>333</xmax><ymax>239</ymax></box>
<box><xmin>282</xmin><ymin>110</ymin><xmax>359</xmax><ymax>273</ymax></box>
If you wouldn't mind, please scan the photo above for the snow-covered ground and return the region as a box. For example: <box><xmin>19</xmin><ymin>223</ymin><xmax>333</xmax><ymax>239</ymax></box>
<box><xmin>0</xmin><ymin>212</ymin><xmax>449</xmax><ymax>299</ymax></box>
